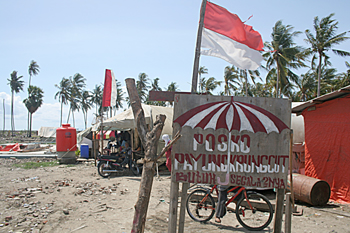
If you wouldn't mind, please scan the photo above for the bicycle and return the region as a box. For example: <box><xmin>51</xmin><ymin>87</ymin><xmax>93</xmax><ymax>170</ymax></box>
<box><xmin>186</xmin><ymin>185</ymin><xmax>274</xmax><ymax>231</ymax></box>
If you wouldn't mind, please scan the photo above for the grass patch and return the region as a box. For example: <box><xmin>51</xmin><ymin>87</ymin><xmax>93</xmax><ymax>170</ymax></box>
<box><xmin>13</xmin><ymin>161</ymin><xmax>60</xmax><ymax>169</ymax></box>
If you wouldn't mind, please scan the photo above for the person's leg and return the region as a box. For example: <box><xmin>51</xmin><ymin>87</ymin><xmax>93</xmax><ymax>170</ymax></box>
<box><xmin>215</xmin><ymin>189</ymin><xmax>227</xmax><ymax>223</ymax></box>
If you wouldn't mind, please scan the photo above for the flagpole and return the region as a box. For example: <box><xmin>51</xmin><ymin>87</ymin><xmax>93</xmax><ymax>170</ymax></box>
<box><xmin>191</xmin><ymin>0</ymin><xmax>207</xmax><ymax>93</ymax></box>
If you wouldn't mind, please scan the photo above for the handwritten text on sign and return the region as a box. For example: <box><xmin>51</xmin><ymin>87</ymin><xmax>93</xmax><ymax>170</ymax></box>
<box><xmin>172</xmin><ymin>95</ymin><xmax>291</xmax><ymax>189</ymax></box>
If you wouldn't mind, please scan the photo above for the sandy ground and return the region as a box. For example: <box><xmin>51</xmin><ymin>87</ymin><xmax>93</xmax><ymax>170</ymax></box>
<box><xmin>0</xmin><ymin>158</ymin><xmax>350</xmax><ymax>233</ymax></box>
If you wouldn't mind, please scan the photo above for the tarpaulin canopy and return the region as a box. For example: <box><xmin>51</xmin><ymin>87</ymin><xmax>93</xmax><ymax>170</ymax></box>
<box><xmin>38</xmin><ymin>127</ymin><xmax>57</xmax><ymax>138</ymax></box>
<box><xmin>296</xmin><ymin>86</ymin><xmax>350</xmax><ymax>203</ymax></box>
<box><xmin>92</xmin><ymin>104</ymin><xmax>173</xmax><ymax>137</ymax></box>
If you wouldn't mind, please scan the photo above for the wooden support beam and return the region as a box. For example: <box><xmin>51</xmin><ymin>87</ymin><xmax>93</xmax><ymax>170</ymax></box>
<box><xmin>126</xmin><ymin>78</ymin><xmax>166</xmax><ymax>233</ymax></box>
<box><xmin>285</xmin><ymin>193</ymin><xmax>292</xmax><ymax>233</ymax></box>
<box><xmin>273</xmin><ymin>189</ymin><xmax>285</xmax><ymax>233</ymax></box>
<box><xmin>178</xmin><ymin>183</ymin><xmax>189</xmax><ymax>233</ymax></box>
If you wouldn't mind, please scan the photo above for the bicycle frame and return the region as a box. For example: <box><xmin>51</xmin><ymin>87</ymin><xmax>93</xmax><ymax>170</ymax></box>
<box><xmin>198</xmin><ymin>185</ymin><xmax>254</xmax><ymax>215</ymax></box>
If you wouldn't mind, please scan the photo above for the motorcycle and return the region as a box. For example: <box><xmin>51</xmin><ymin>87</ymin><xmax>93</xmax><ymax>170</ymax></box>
<box><xmin>97</xmin><ymin>150</ymin><xmax>140</xmax><ymax>178</ymax></box>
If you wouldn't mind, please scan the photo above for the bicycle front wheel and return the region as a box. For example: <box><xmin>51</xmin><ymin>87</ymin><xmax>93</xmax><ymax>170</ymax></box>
<box><xmin>186</xmin><ymin>189</ymin><xmax>216</xmax><ymax>222</ymax></box>
<box><xmin>235</xmin><ymin>192</ymin><xmax>274</xmax><ymax>231</ymax></box>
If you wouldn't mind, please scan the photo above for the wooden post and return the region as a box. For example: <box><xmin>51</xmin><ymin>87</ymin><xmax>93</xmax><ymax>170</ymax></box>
<box><xmin>191</xmin><ymin>0</ymin><xmax>207</xmax><ymax>93</ymax></box>
<box><xmin>285</xmin><ymin>193</ymin><xmax>292</xmax><ymax>233</ymax></box>
<box><xmin>168</xmin><ymin>180</ymin><xmax>179</xmax><ymax>233</ymax></box>
<box><xmin>178</xmin><ymin>182</ymin><xmax>190</xmax><ymax>233</ymax></box>
<box><xmin>126</xmin><ymin>78</ymin><xmax>166</xmax><ymax>233</ymax></box>
<box><xmin>273</xmin><ymin>189</ymin><xmax>285</xmax><ymax>233</ymax></box>
<box><xmin>289</xmin><ymin>130</ymin><xmax>295</xmax><ymax>207</ymax></box>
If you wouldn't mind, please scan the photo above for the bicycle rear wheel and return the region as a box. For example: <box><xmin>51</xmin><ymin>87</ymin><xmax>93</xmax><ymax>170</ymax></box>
<box><xmin>186</xmin><ymin>189</ymin><xmax>215</xmax><ymax>222</ymax></box>
<box><xmin>235</xmin><ymin>192</ymin><xmax>273</xmax><ymax>231</ymax></box>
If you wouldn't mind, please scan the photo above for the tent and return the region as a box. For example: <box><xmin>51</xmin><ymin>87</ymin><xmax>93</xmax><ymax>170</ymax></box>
<box><xmin>92</xmin><ymin>104</ymin><xmax>173</xmax><ymax>136</ymax></box>
<box><xmin>38</xmin><ymin>127</ymin><xmax>57</xmax><ymax>138</ymax></box>
<box><xmin>92</xmin><ymin>104</ymin><xmax>174</xmax><ymax>158</ymax></box>
<box><xmin>292</xmin><ymin>85</ymin><xmax>350</xmax><ymax>203</ymax></box>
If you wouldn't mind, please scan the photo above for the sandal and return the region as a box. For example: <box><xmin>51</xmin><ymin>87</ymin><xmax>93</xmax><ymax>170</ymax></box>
<box><xmin>215</xmin><ymin>217</ymin><xmax>221</xmax><ymax>223</ymax></box>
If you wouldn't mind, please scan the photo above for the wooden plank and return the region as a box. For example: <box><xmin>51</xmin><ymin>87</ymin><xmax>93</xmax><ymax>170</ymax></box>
<box><xmin>285</xmin><ymin>193</ymin><xmax>292</xmax><ymax>233</ymax></box>
<box><xmin>168</xmin><ymin>180</ymin><xmax>179</xmax><ymax>233</ymax></box>
<box><xmin>273</xmin><ymin>189</ymin><xmax>285</xmax><ymax>233</ymax></box>
<box><xmin>149</xmin><ymin>91</ymin><xmax>195</xmax><ymax>102</ymax></box>
<box><xmin>178</xmin><ymin>183</ymin><xmax>189</xmax><ymax>233</ymax></box>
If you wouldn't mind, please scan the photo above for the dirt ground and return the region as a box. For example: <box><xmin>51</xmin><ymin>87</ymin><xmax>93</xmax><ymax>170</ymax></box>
<box><xmin>1</xmin><ymin>158</ymin><xmax>350</xmax><ymax>233</ymax></box>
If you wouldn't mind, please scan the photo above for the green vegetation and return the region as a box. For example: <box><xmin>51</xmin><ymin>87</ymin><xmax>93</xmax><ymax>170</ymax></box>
<box><xmin>13</xmin><ymin>160</ymin><xmax>59</xmax><ymax>169</ymax></box>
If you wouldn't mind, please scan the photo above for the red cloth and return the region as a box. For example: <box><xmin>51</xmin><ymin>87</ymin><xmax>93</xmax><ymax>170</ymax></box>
<box><xmin>302</xmin><ymin>96</ymin><xmax>350</xmax><ymax>203</ymax></box>
<box><xmin>165</xmin><ymin>146</ymin><xmax>172</xmax><ymax>172</ymax></box>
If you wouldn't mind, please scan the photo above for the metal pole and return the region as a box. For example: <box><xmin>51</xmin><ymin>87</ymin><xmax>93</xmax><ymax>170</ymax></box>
<box><xmin>191</xmin><ymin>0</ymin><xmax>207</xmax><ymax>94</ymax></box>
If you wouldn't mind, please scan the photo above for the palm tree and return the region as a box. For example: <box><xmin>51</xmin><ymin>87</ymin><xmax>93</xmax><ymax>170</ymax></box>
<box><xmin>67</xmin><ymin>73</ymin><xmax>86</xmax><ymax>127</ymax></box>
<box><xmin>28</xmin><ymin>60</ymin><xmax>40</xmax><ymax>87</ymax></box>
<box><xmin>305</xmin><ymin>13</ymin><xmax>350</xmax><ymax>97</ymax></box>
<box><xmin>151</xmin><ymin>78</ymin><xmax>162</xmax><ymax>91</ymax></box>
<box><xmin>238</xmin><ymin>69</ymin><xmax>261</xmax><ymax>96</ymax></box>
<box><xmin>223</xmin><ymin>66</ymin><xmax>239</xmax><ymax>95</ymax></box>
<box><xmin>7</xmin><ymin>71</ymin><xmax>24</xmax><ymax>136</ymax></box>
<box><xmin>23</xmin><ymin>85</ymin><xmax>44</xmax><ymax>137</ymax></box>
<box><xmin>80</xmin><ymin>90</ymin><xmax>92</xmax><ymax>129</ymax></box>
<box><xmin>250</xmin><ymin>83</ymin><xmax>274</xmax><ymax>98</ymax></box>
<box><xmin>335</xmin><ymin>61</ymin><xmax>350</xmax><ymax>89</ymax></box>
<box><xmin>198</xmin><ymin>66</ymin><xmax>208</xmax><ymax>93</ymax></box>
<box><xmin>91</xmin><ymin>85</ymin><xmax>103</xmax><ymax>117</ymax></box>
<box><xmin>54</xmin><ymin>78</ymin><xmax>71</xmax><ymax>126</ymax></box>
<box><xmin>136</xmin><ymin>73</ymin><xmax>150</xmax><ymax>102</ymax></box>
<box><xmin>295</xmin><ymin>72</ymin><xmax>316</xmax><ymax>101</ymax></box>
<box><xmin>27</xmin><ymin>61</ymin><xmax>40</xmax><ymax>136</ymax></box>
<box><xmin>264</xmin><ymin>20</ymin><xmax>307</xmax><ymax>98</ymax></box>
<box><xmin>201</xmin><ymin>77</ymin><xmax>222</xmax><ymax>95</ymax></box>
<box><xmin>113</xmin><ymin>80</ymin><xmax>125</xmax><ymax>114</ymax></box>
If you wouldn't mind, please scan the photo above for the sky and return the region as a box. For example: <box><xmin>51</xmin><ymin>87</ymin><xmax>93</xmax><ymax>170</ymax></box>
<box><xmin>1</xmin><ymin>0</ymin><xmax>350</xmax><ymax>131</ymax></box>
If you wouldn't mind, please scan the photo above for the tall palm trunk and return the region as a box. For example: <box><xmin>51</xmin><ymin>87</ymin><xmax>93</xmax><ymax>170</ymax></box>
<box><xmin>27</xmin><ymin>75</ymin><xmax>32</xmax><ymax>137</ymax></box>
<box><xmin>72</xmin><ymin>111</ymin><xmax>75</xmax><ymax>128</ymax></box>
<box><xmin>29</xmin><ymin>112</ymin><xmax>33</xmax><ymax>137</ymax></box>
<box><xmin>317</xmin><ymin>52</ymin><xmax>322</xmax><ymax>97</ymax></box>
<box><xmin>276</xmin><ymin>58</ymin><xmax>280</xmax><ymax>98</ymax></box>
<box><xmin>83</xmin><ymin>110</ymin><xmax>87</xmax><ymax>129</ymax></box>
<box><xmin>67</xmin><ymin>108</ymin><xmax>71</xmax><ymax>124</ymax></box>
<box><xmin>11</xmin><ymin>91</ymin><xmax>14</xmax><ymax>136</ymax></box>
<box><xmin>60</xmin><ymin>101</ymin><xmax>63</xmax><ymax>126</ymax></box>
<box><xmin>244</xmin><ymin>70</ymin><xmax>248</xmax><ymax>97</ymax></box>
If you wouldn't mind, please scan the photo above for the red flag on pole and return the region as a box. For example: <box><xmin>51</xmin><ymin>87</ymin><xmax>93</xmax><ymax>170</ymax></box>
<box><xmin>201</xmin><ymin>2</ymin><xmax>263</xmax><ymax>70</ymax></box>
<box><xmin>102</xmin><ymin>69</ymin><xmax>117</xmax><ymax>107</ymax></box>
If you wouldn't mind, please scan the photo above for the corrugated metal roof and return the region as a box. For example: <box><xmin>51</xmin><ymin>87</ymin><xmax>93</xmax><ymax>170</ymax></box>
<box><xmin>292</xmin><ymin>85</ymin><xmax>350</xmax><ymax>114</ymax></box>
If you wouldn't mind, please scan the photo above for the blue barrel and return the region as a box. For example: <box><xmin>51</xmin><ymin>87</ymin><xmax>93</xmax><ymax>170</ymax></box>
<box><xmin>80</xmin><ymin>144</ymin><xmax>89</xmax><ymax>158</ymax></box>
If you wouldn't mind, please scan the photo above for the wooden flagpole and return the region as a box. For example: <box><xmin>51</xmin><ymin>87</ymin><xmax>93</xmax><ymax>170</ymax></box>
<box><xmin>99</xmin><ymin>108</ymin><xmax>103</xmax><ymax>165</ymax></box>
<box><xmin>191</xmin><ymin>0</ymin><xmax>207</xmax><ymax>93</ymax></box>
<box><xmin>169</xmin><ymin>2</ymin><xmax>208</xmax><ymax>233</ymax></box>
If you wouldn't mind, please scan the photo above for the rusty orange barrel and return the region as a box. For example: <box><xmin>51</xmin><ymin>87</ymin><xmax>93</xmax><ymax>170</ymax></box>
<box><xmin>290</xmin><ymin>173</ymin><xmax>330</xmax><ymax>206</ymax></box>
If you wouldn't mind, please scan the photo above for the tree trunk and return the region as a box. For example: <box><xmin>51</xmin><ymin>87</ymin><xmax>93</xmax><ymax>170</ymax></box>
<box><xmin>11</xmin><ymin>91</ymin><xmax>14</xmax><ymax>137</ymax></box>
<box><xmin>125</xmin><ymin>78</ymin><xmax>166</xmax><ymax>233</ymax></box>
<box><xmin>276</xmin><ymin>58</ymin><xmax>280</xmax><ymax>98</ymax></box>
<box><xmin>29</xmin><ymin>112</ymin><xmax>32</xmax><ymax>137</ymax></box>
<box><xmin>317</xmin><ymin>52</ymin><xmax>322</xmax><ymax>97</ymax></box>
<box><xmin>67</xmin><ymin>108</ymin><xmax>71</xmax><ymax>123</ymax></box>
<box><xmin>60</xmin><ymin>101</ymin><xmax>63</xmax><ymax>126</ymax></box>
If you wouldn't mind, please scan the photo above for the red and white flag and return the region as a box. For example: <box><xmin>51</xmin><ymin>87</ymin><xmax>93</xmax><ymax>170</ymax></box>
<box><xmin>201</xmin><ymin>2</ymin><xmax>263</xmax><ymax>70</ymax></box>
<box><xmin>102</xmin><ymin>69</ymin><xmax>117</xmax><ymax>107</ymax></box>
